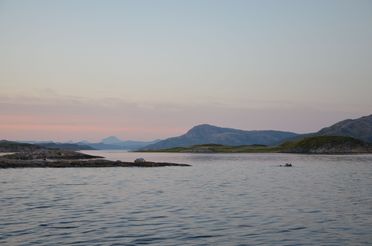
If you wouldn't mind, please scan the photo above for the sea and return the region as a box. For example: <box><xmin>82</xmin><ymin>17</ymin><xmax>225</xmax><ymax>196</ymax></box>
<box><xmin>1</xmin><ymin>151</ymin><xmax>372</xmax><ymax>245</ymax></box>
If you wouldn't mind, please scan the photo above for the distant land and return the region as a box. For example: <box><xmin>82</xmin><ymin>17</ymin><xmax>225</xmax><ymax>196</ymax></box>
<box><xmin>148</xmin><ymin>136</ymin><xmax>371</xmax><ymax>154</ymax></box>
<box><xmin>316</xmin><ymin>114</ymin><xmax>372</xmax><ymax>143</ymax></box>
<box><xmin>1</xmin><ymin>114</ymin><xmax>371</xmax><ymax>154</ymax></box>
<box><xmin>279</xmin><ymin>136</ymin><xmax>372</xmax><ymax>154</ymax></box>
<box><xmin>19</xmin><ymin>137</ymin><xmax>161</xmax><ymax>151</ymax></box>
<box><xmin>141</xmin><ymin>114</ymin><xmax>372</xmax><ymax>151</ymax></box>
<box><xmin>37</xmin><ymin>142</ymin><xmax>95</xmax><ymax>151</ymax></box>
<box><xmin>142</xmin><ymin>124</ymin><xmax>298</xmax><ymax>150</ymax></box>
<box><xmin>86</xmin><ymin>137</ymin><xmax>160</xmax><ymax>150</ymax></box>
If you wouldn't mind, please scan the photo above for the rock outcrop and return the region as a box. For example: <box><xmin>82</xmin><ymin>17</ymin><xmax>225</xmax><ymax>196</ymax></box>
<box><xmin>0</xmin><ymin>149</ymin><xmax>190</xmax><ymax>168</ymax></box>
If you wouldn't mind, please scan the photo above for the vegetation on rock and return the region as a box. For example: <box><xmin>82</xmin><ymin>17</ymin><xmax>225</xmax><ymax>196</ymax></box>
<box><xmin>142</xmin><ymin>136</ymin><xmax>372</xmax><ymax>154</ymax></box>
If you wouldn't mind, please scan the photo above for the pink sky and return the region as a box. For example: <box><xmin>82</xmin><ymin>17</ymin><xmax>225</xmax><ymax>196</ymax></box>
<box><xmin>0</xmin><ymin>94</ymin><xmax>368</xmax><ymax>142</ymax></box>
<box><xmin>1</xmin><ymin>1</ymin><xmax>371</xmax><ymax>141</ymax></box>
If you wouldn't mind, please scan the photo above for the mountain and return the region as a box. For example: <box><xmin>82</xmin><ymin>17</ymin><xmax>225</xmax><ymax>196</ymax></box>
<box><xmin>101</xmin><ymin>136</ymin><xmax>123</xmax><ymax>145</ymax></box>
<box><xmin>142</xmin><ymin>124</ymin><xmax>298</xmax><ymax>150</ymax></box>
<box><xmin>316</xmin><ymin>114</ymin><xmax>372</xmax><ymax>143</ymax></box>
<box><xmin>84</xmin><ymin>137</ymin><xmax>160</xmax><ymax>150</ymax></box>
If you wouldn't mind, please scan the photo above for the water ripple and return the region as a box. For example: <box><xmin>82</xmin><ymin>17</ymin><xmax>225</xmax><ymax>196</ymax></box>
<box><xmin>1</xmin><ymin>153</ymin><xmax>372</xmax><ymax>245</ymax></box>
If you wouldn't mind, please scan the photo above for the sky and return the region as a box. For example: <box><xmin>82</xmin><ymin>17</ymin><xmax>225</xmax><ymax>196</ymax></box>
<box><xmin>0</xmin><ymin>0</ymin><xmax>371</xmax><ymax>141</ymax></box>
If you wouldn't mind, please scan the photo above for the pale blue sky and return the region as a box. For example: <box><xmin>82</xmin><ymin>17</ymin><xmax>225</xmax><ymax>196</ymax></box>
<box><xmin>0</xmin><ymin>0</ymin><xmax>371</xmax><ymax>141</ymax></box>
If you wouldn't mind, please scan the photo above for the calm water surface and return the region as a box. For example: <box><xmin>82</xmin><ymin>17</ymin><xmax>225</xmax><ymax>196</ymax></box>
<box><xmin>1</xmin><ymin>152</ymin><xmax>372</xmax><ymax>245</ymax></box>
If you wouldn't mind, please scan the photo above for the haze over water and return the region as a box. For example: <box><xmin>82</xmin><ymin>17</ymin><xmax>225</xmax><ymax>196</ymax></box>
<box><xmin>1</xmin><ymin>152</ymin><xmax>371</xmax><ymax>245</ymax></box>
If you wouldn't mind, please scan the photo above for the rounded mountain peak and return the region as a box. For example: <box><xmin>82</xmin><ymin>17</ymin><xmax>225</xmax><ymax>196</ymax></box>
<box><xmin>186</xmin><ymin>124</ymin><xmax>231</xmax><ymax>137</ymax></box>
<box><xmin>101</xmin><ymin>136</ymin><xmax>123</xmax><ymax>145</ymax></box>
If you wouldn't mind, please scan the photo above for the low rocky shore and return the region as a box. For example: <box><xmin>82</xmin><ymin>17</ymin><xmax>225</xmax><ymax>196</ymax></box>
<box><xmin>0</xmin><ymin>159</ymin><xmax>191</xmax><ymax>168</ymax></box>
<box><xmin>2</xmin><ymin>149</ymin><xmax>102</xmax><ymax>160</ymax></box>
<box><xmin>0</xmin><ymin>149</ymin><xmax>190</xmax><ymax>168</ymax></box>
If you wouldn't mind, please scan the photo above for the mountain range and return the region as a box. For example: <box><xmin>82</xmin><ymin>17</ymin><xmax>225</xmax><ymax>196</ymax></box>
<box><xmin>3</xmin><ymin>114</ymin><xmax>371</xmax><ymax>151</ymax></box>
<box><xmin>142</xmin><ymin>114</ymin><xmax>372</xmax><ymax>150</ymax></box>
<box><xmin>142</xmin><ymin>124</ymin><xmax>298</xmax><ymax>150</ymax></box>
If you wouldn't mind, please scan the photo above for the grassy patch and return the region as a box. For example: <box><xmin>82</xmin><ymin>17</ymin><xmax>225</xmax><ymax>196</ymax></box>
<box><xmin>139</xmin><ymin>136</ymin><xmax>371</xmax><ymax>154</ymax></box>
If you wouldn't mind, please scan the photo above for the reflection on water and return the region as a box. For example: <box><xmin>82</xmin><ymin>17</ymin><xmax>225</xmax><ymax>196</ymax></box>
<box><xmin>1</xmin><ymin>152</ymin><xmax>372</xmax><ymax>245</ymax></box>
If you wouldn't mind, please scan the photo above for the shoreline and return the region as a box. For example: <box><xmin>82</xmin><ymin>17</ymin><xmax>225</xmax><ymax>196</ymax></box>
<box><xmin>0</xmin><ymin>159</ymin><xmax>191</xmax><ymax>168</ymax></box>
<box><xmin>0</xmin><ymin>149</ymin><xmax>191</xmax><ymax>168</ymax></box>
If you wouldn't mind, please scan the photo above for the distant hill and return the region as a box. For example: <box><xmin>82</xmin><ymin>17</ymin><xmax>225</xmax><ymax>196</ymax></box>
<box><xmin>317</xmin><ymin>114</ymin><xmax>372</xmax><ymax>143</ymax></box>
<box><xmin>101</xmin><ymin>136</ymin><xmax>123</xmax><ymax>145</ymax></box>
<box><xmin>142</xmin><ymin>124</ymin><xmax>298</xmax><ymax>150</ymax></box>
<box><xmin>280</xmin><ymin>136</ymin><xmax>372</xmax><ymax>154</ymax></box>
<box><xmin>0</xmin><ymin>140</ymin><xmax>43</xmax><ymax>152</ymax></box>
<box><xmin>142</xmin><ymin>136</ymin><xmax>372</xmax><ymax>154</ymax></box>
<box><xmin>84</xmin><ymin>137</ymin><xmax>160</xmax><ymax>150</ymax></box>
<box><xmin>141</xmin><ymin>144</ymin><xmax>273</xmax><ymax>153</ymax></box>
<box><xmin>37</xmin><ymin>142</ymin><xmax>95</xmax><ymax>151</ymax></box>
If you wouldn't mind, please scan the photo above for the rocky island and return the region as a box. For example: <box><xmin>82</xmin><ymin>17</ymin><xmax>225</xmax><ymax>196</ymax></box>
<box><xmin>0</xmin><ymin>144</ymin><xmax>190</xmax><ymax>168</ymax></box>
